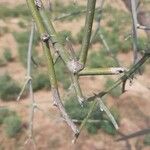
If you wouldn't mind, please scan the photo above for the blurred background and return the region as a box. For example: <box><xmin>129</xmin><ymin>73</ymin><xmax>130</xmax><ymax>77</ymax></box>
<box><xmin>0</xmin><ymin>0</ymin><xmax>150</xmax><ymax>149</ymax></box>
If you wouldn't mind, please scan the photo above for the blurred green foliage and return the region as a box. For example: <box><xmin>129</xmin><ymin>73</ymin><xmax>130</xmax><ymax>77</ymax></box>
<box><xmin>0</xmin><ymin>58</ymin><xmax>7</xmax><ymax>67</ymax></box>
<box><xmin>144</xmin><ymin>133</ymin><xmax>150</xmax><ymax>145</ymax></box>
<box><xmin>0</xmin><ymin>107</ymin><xmax>22</xmax><ymax>138</ymax></box>
<box><xmin>88</xmin><ymin>51</ymin><xmax>118</xmax><ymax>68</ymax></box>
<box><xmin>13</xmin><ymin>31</ymin><xmax>39</xmax><ymax>67</ymax></box>
<box><xmin>0</xmin><ymin>27</ymin><xmax>9</xmax><ymax>36</ymax></box>
<box><xmin>58</xmin><ymin>30</ymin><xmax>75</xmax><ymax>46</ymax></box>
<box><xmin>55</xmin><ymin>59</ymin><xmax>71</xmax><ymax>89</ymax></box>
<box><xmin>4</xmin><ymin>115</ymin><xmax>22</xmax><ymax>137</ymax></box>
<box><xmin>32</xmin><ymin>73</ymin><xmax>50</xmax><ymax>91</ymax></box>
<box><xmin>53</xmin><ymin>1</ymin><xmax>85</xmax><ymax>20</ymax></box>
<box><xmin>0</xmin><ymin>4</ymin><xmax>30</xmax><ymax>19</ymax></box>
<box><xmin>65</xmin><ymin>96</ymin><xmax>119</xmax><ymax>134</ymax></box>
<box><xmin>105</xmin><ymin>79</ymin><xmax>121</xmax><ymax>98</ymax></box>
<box><xmin>18</xmin><ymin>20</ymin><xmax>26</xmax><ymax>28</ymax></box>
<box><xmin>0</xmin><ymin>74</ymin><xmax>22</xmax><ymax>101</ymax></box>
<box><xmin>3</xmin><ymin>48</ymin><xmax>13</xmax><ymax>62</ymax></box>
<box><xmin>0</xmin><ymin>108</ymin><xmax>16</xmax><ymax>124</ymax></box>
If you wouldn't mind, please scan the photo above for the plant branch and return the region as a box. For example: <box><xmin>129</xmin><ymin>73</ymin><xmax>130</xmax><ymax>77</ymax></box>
<box><xmin>97</xmin><ymin>97</ymin><xmax>118</xmax><ymax>130</ymax></box>
<box><xmin>131</xmin><ymin>0</ymin><xmax>139</xmax><ymax>64</ymax></box>
<box><xmin>90</xmin><ymin>0</ymin><xmax>105</xmax><ymax>43</ymax></box>
<box><xmin>98</xmin><ymin>30</ymin><xmax>120</xmax><ymax>66</ymax></box>
<box><xmin>79</xmin><ymin>0</ymin><xmax>96</xmax><ymax>67</ymax></box>
<box><xmin>54</xmin><ymin>7</ymin><xmax>103</xmax><ymax>21</ymax></box>
<box><xmin>137</xmin><ymin>24</ymin><xmax>150</xmax><ymax>30</ymax></box>
<box><xmin>66</xmin><ymin>38</ymin><xmax>85</xmax><ymax>106</ymax></box>
<box><xmin>79</xmin><ymin>67</ymin><xmax>126</xmax><ymax>76</ymax></box>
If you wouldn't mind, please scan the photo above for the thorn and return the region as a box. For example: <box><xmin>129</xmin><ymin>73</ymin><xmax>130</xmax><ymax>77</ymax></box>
<box><xmin>41</xmin><ymin>33</ymin><xmax>50</xmax><ymax>42</ymax></box>
<box><xmin>34</xmin><ymin>0</ymin><xmax>42</xmax><ymax>9</ymax></box>
<box><xmin>77</xmin><ymin>96</ymin><xmax>85</xmax><ymax>107</ymax></box>
<box><xmin>52</xmin><ymin>102</ymin><xmax>58</xmax><ymax>107</ymax></box>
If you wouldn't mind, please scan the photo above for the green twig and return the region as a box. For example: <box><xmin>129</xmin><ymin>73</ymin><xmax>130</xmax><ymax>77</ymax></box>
<box><xmin>131</xmin><ymin>0</ymin><xmax>139</xmax><ymax>64</ymax></box>
<box><xmin>79</xmin><ymin>0</ymin><xmax>96</xmax><ymax>67</ymax></box>
<box><xmin>70</xmin><ymin>74</ymin><xmax>85</xmax><ymax>106</ymax></box>
<box><xmin>66</xmin><ymin>38</ymin><xmax>85</xmax><ymax>106</ymax></box>
<box><xmin>90</xmin><ymin>0</ymin><xmax>105</xmax><ymax>43</ymax></box>
<box><xmin>79</xmin><ymin>67</ymin><xmax>126</xmax><ymax>76</ymax></box>
<box><xmin>54</xmin><ymin>7</ymin><xmax>102</xmax><ymax>21</ymax></box>
<box><xmin>97</xmin><ymin>97</ymin><xmax>118</xmax><ymax>130</ymax></box>
<box><xmin>98</xmin><ymin>30</ymin><xmax>120</xmax><ymax>66</ymax></box>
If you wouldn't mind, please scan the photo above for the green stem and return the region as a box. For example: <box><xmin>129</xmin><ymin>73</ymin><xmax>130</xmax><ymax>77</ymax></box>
<box><xmin>79</xmin><ymin>0</ymin><xmax>96</xmax><ymax>66</ymax></box>
<box><xmin>71</xmin><ymin>74</ymin><xmax>85</xmax><ymax>106</ymax></box>
<box><xmin>79</xmin><ymin>67</ymin><xmax>125</xmax><ymax>76</ymax></box>
<box><xmin>66</xmin><ymin>38</ymin><xmax>85</xmax><ymax>106</ymax></box>
<box><xmin>90</xmin><ymin>0</ymin><xmax>105</xmax><ymax>43</ymax></box>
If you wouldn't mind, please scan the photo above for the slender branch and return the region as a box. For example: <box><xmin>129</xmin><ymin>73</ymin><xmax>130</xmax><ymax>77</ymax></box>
<box><xmin>70</xmin><ymin>74</ymin><xmax>84</xmax><ymax>106</ymax></box>
<box><xmin>90</xmin><ymin>0</ymin><xmax>120</xmax><ymax>66</ymax></box>
<box><xmin>26</xmin><ymin>0</ymin><xmax>79</xmax><ymax>136</ymax></box>
<box><xmin>98</xmin><ymin>30</ymin><xmax>120</xmax><ymax>66</ymax></box>
<box><xmin>137</xmin><ymin>24</ymin><xmax>150</xmax><ymax>30</ymax></box>
<box><xmin>131</xmin><ymin>0</ymin><xmax>139</xmax><ymax>64</ymax></box>
<box><xmin>97</xmin><ymin>97</ymin><xmax>119</xmax><ymax>130</ymax></box>
<box><xmin>79</xmin><ymin>0</ymin><xmax>96</xmax><ymax>67</ymax></box>
<box><xmin>17</xmin><ymin>22</ymin><xmax>35</xmax><ymax>101</ymax></box>
<box><xmin>79</xmin><ymin>67</ymin><xmax>126</xmax><ymax>76</ymax></box>
<box><xmin>116</xmin><ymin>128</ymin><xmax>150</xmax><ymax>141</ymax></box>
<box><xmin>72</xmin><ymin>119</ymin><xmax>101</xmax><ymax>123</ymax></box>
<box><xmin>90</xmin><ymin>0</ymin><xmax>105</xmax><ymax>43</ymax></box>
<box><xmin>17</xmin><ymin>77</ymin><xmax>30</xmax><ymax>101</ymax></box>
<box><xmin>66</xmin><ymin>38</ymin><xmax>85</xmax><ymax>106</ymax></box>
<box><xmin>54</xmin><ymin>8</ymin><xmax>88</xmax><ymax>21</ymax></box>
<box><xmin>15</xmin><ymin>21</ymin><xmax>37</xmax><ymax>149</ymax></box>
<box><xmin>54</xmin><ymin>7</ymin><xmax>103</xmax><ymax>21</ymax></box>
<box><xmin>27</xmin><ymin>22</ymin><xmax>36</xmax><ymax>145</ymax></box>
<box><xmin>72</xmin><ymin>100</ymin><xmax>97</xmax><ymax>143</ymax></box>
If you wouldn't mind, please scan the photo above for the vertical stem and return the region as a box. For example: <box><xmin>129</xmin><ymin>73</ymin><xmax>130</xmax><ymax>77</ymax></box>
<box><xmin>26</xmin><ymin>22</ymin><xmax>36</xmax><ymax>149</ymax></box>
<box><xmin>98</xmin><ymin>30</ymin><xmax>120</xmax><ymax>66</ymax></box>
<box><xmin>131</xmin><ymin>0</ymin><xmax>139</xmax><ymax>64</ymax></box>
<box><xmin>66</xmin><ymin>38</ymin><xmax>85</xmax><ymax>106</ymax></box>
<box><xmin>79</xmin><ymin>0</ymin><xmax>96</xmax><ymax>66</ymax></box>
<box><xmin>90</xmin><ymin>0</ymin><xmax>105</xmax><ymax>43</ymax></box>
<box><xmin>70</xmin><ymin>74</ymin><xmax>84</xmax><ymax>106</ymax></box>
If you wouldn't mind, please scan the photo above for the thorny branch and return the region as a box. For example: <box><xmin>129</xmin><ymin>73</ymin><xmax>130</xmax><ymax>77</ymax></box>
<box><xmin>26</xmin><ymin>22</ymin><xmax>36</xmax><ymax>147</ymax></box>
<box><xmin>131</xmin><ymin>0</ymin><xmax>139</xmax><ymax>64</ymax></box>
<box><xmin>79</xmin><ymin>0</ymin><xmax>96</xmax><ymax>67</ymax></box>
<box><xmin>17</xmin><ymin>21</ymin><xmax>37</xmax><ymax>148</ymax></box>
<box><xmin>21</xmin><ymin>0</ymin><xmax>150</xmax><ymax>144</ymax></box>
